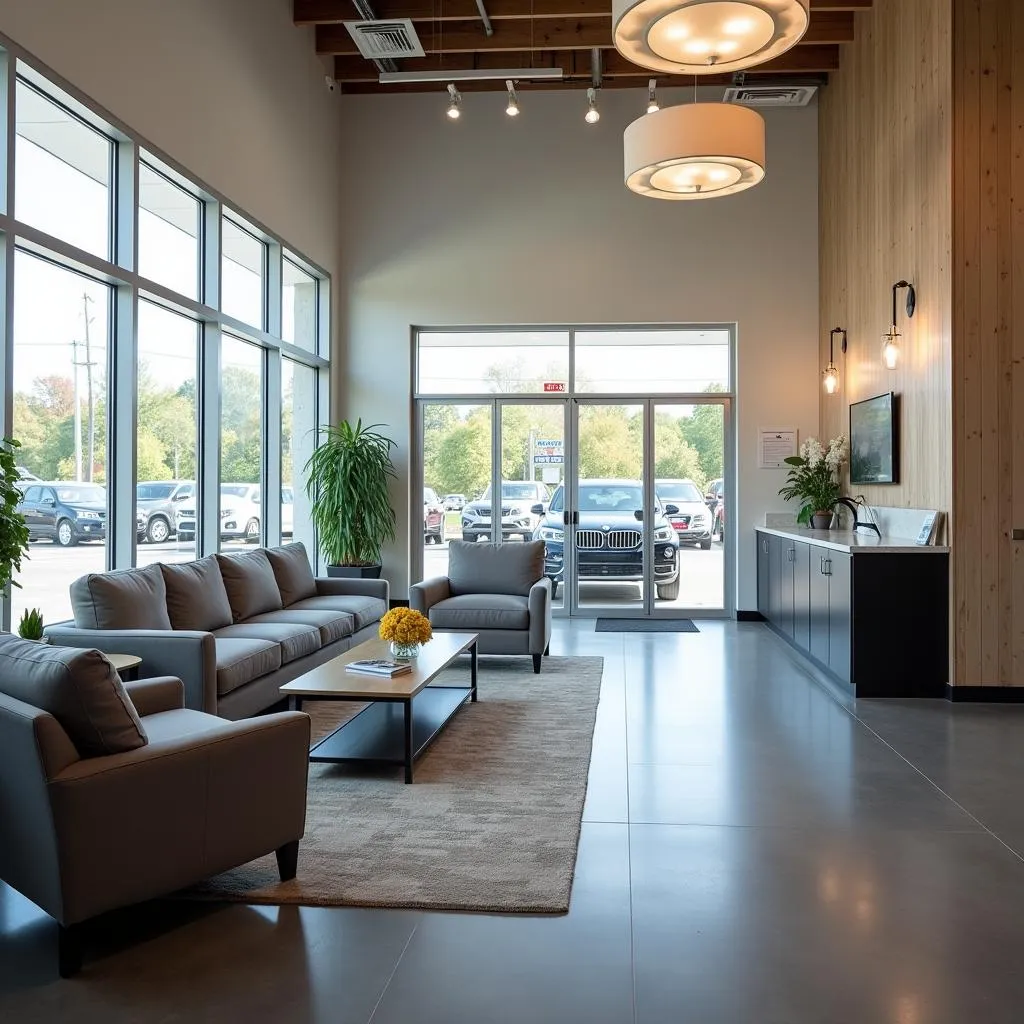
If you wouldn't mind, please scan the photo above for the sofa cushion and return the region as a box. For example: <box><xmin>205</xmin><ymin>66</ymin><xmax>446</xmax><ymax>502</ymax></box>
<box><xmin>70</xmin><ymin>564</ymin><xmax>172</xmax><ymax>631</ymax></box>
<box><xmin>215</xmin><ymin>550</ymin><xmax>284</xmax><ymax>622</ymax></box>
<box><xmin>213</xmin><ymin>622</ymin><xmax>321</xmax><ymax>665</ymax></box>
<box><xmin>265</xmin><ymin>543</ymin><xmax>318</xmax><ymax>606</ymax></box>
<box><xmin>0</xmin><ymin>636</ymin><xmax>147</xmax><ymax>757</ymax></box>
<box><xmin>213</xmin><ymin>637</ymin><xmax>282</xmax><ymax>696</ymax></box>
<box><xmin>447</xmin><ymin>540</ymin><xmax>545</xmax><ymax>597</ymax></box>
<box><xmin>287</xmin><ymin>595</ymin><xmax>386</xmax><ymax>631</ymax></box>
<box><xmin>161</xmin><ymin>555</ymin><xmax>233</xmax><ymax>632</ymax></box>
<box><xmin>428</xmin><ymin>593</ymin><xmax>530</xmax><ymax>631</ymax></box>
<box><xmin>243</xmin><ymin>609</ymin><xmax>355</xmax><ymax>646</ymax></box>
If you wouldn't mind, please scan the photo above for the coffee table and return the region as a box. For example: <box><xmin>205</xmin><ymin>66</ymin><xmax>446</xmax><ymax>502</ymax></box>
<box><xmin>279</xmin><ymin>632</ymin><xmax>478</xmax><ymax>783</ymax></box>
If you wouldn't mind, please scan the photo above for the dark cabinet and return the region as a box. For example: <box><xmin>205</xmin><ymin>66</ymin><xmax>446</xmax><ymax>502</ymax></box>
<box><xmin>755</xmin><ymin>529</ymin><xmax>948</xmax><ymax>697</ymax></box>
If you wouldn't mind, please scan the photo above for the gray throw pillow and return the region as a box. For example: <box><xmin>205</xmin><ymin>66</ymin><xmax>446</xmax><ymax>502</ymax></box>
<box><xmin>215</xmin><ymin>549</ymin><xmax>285</xmax><ymax>622</ymax></box>
<box><xmin>161</xmin><ymin>555</ymin><xmax>234</xmax><ymax>632</ymax></box>
<box><xmin>70</xmin><ymin>564</ymin><xmax>172</xmax><ymax>631</ymax></box>
<box><xmin>266</xmin><ymin>542</ymin><xmax>318</xmax><ymax>606</ymax></box>
<box><xmin>0</xmin><ymin>636</ymin><xmax>147</xmax><ymax>757</ymax></box>
<box><xmin>448</xmin><ymin>540</ymin><xmax>545</xmax><ymax>597</ymax></box>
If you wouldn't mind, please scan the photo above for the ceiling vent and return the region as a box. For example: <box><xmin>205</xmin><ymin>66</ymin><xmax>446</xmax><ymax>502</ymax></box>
<box><xmin>722</xmin><ymin>84</ymin><xmax>818</xmax><ymax>108</ymax></box>
<box><xmin>344</xmin><ymin>20</ymin><xmax>425</xmax><ymax>60</ymax></box>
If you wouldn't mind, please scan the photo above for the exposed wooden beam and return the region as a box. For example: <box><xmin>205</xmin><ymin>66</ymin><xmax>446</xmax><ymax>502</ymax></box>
<box><xmin>317</xmin><ymin>12</ymin><xmax>853</xmax><ymax>53</ymax></box>
<box><xmin>297</xmin><ymin>0</ymin><xmax>869</xmax><ymax>24</ymax></box>
<box><xmin>333</xmin><ymin>44</ymin><xmax>839</xmax><ymax>81</ymax></box>
<box><xmin>339</xmin><ymin>71</ymin><xmax>827</xmax><ymax>93</ymax></box>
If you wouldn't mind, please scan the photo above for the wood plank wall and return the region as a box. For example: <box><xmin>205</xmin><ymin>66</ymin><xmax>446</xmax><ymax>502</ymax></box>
<box><xmin>818</xmin><ymin>0</ymin><xmax>953</xmax><ymax>520</ymax></box>
<box><xmin>951</xmin><ymin>0</ymin><xmax>1024</xmax><ymax>686</ymax></box>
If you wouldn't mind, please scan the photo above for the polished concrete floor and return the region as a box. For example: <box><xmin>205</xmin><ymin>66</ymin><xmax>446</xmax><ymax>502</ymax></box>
<box><xmin>4</xmin><ymin>620</ymin><xmax>1024</xmax><ymax>1023</ymax></box>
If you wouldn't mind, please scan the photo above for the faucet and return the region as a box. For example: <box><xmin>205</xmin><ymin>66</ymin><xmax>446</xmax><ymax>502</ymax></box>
<box><xmin>836</xmin><ymin>497</ymin><xmax>881</xmax><ymax>538</ymax></box>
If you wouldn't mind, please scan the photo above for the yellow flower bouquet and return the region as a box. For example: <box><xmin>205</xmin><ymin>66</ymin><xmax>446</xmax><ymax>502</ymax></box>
<box><xmin>379</xmin><ymin>607</ymin><xmax>432</xmax><ymax>659</ymax></box>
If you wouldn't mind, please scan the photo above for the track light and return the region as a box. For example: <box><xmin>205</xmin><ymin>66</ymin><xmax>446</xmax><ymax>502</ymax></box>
<box><xmin>646</xmin><ymin>79</ymin><xmax>660</xmax><ymax>114</ymax></box>
<box><xmin>585</xmin><ymin>87</ymin><xmax>600</xmax><ymax>124</ymax></box>
<box><xmin>446</xmin><ymin>83</ymin><xmax>461</xmax><ymax>120</ymax></box>
<box><xmin>505</xmin><ymin>80</ymin><xmax>520</xmax><ymax>117</ymax></box>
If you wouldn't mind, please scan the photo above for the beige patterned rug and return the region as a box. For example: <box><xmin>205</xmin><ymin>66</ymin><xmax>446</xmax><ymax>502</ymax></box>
<box><xmin>186</xmin><ymin>656</ymin><xmax>603</xmax><ymax>914</ymax></box>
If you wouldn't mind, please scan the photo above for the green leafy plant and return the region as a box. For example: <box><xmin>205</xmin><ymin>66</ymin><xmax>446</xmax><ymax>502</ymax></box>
<box><xmin>0</xmin><ymin>438</ymin><xmax>30</xmax><ymax>593</ymax></box>
<box><xmin>17</xmin><ymin>607</ymin><xmax>44</xmax><ymax>641</ymax></box>
<box><xmin>779</xmin><ymin>435</ymin><xmax>848</xmax><ymax>525</ymax></box>
<box><xmin>304</xmin><ymin>420</ymin><xmax>397</xmax><ymax>567</ymax></box>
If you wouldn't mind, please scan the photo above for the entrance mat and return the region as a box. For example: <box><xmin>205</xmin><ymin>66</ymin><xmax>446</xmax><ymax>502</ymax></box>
<box><xmin>595</xmin><ymin>618</ymin><xmax>699</xmax><ymax>633</ymax></box>
<box><xmin>181</xmin><ymin>656</ymin><xmax>603</xmax><ymax>914</ymax></box>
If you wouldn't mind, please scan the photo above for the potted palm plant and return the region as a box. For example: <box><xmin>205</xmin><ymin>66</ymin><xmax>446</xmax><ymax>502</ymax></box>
<box><xmin>304</xmin><ymin>420</ymin><xmax>397</xmax><ymax>578</ymax></box>
<box><xmin>0</xmin><ymin>437</ymin><xmax>30</xmax><ymax>597</ymax></box>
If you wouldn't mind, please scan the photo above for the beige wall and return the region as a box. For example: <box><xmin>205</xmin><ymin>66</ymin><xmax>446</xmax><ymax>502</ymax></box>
<box><xmin>0</xmin><ymin>0</ymin><xmax>344</xmax><ymax>300</ymax></box>
<box><xmin>339</xmin><ymin>88</ymin><xmax>821</xmax><ymax>605</ymax></box>
<box><xmin>818</xmin><ymin>0</ymin><xmax>953</xmax><ymax>516</ymax></box>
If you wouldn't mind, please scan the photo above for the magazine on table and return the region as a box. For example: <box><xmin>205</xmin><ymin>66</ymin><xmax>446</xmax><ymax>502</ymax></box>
<box><xmin>346</xmin><ymin>658</ymin><xmax>413</xmax><ymax>677</ymax></box>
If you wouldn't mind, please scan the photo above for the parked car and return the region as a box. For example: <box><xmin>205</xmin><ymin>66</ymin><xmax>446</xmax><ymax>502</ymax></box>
<box><xmin>18</xmin><ymin>481</ymin><xmax>107</xmax><ymax>546</ymax></box>
<box><xmin>461</xmin><ymin>481</ymin><xmax>550</xmax><ymax>542</ymax></box>
<box><xmin>656</xmin><ymin>478</ymin><xmax>713</xmax><ymax>550</ymax></box>
<box><xmin>533</xmin><ymin>480</ymin><xmax>680</xmax><ymax>600</ymax></box>
<box><xmin>443</xmin><ymin>493</ymin><xmax>466</xmax><ymax>511</ymax></box>
<box><xmin>136</xmin><ymin>480</ymin><xmax>194</xmax><ymax>543</ymax></box>
<box><xmin>424</xmin><ymin>487</ymin><xmax>444</xmax><ymax>544</ymax></box>
<box><xmin>704</xmin><ymin>477</ymin><xmax>724</xmax><ymax>511</ymax></box>
<box><xmin>282</xmin><ymin>486</ymin><xmax>294</xmax><ymax>537</ymax></box>
<box><xmin>136</xmin><ymin>509</ymin><xmax>147</xmax><ymax>543</ymax></box>
<box><xmin>712</xmin><ymin>496</ymin><xmax>724</xmax><ymax>540</ymax></box>
<box><xmin>176</xmin><ymin>483</ymin><xmax>262</xmax><ymax>542</ymax></box>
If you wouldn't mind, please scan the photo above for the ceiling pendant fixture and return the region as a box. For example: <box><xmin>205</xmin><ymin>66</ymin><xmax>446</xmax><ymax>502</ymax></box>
<box><xmin>624</xmin><ymin>101</ymin><xmax>765</xmax><ymax>200</ymax></box>
<box><xmin>613</xmin><ymin>0</ymin><xmax>809</xmax><ymax>76</ymax></box>
<box><xmin>445</xmin><ymin>83</ymin><xmax>462</xmax><ymax>120</ymax></box>
<box><xmin>646</xmin><ymin>79</ymin><xmax>660</xmax><ymax>114</ymax></box>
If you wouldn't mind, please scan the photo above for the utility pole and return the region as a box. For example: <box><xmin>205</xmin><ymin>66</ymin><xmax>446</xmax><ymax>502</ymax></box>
<box><xmin>81</xmin><ymin>294</ymin><xmax>96</xmax><ymax>482</ymax></box>
<box><xmin>71</xmin><ymin>338</ymin><xmax>83</xmax><ymax>481</ymax></box>
<box><xmin>528</xmin><ymin>429</ymin><xmax>536</xmax><ymax>482</ymax></box>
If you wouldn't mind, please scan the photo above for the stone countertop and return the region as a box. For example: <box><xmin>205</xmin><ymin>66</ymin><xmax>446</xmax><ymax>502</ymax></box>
<box><xmin>755</xmin><ymin>525</ymin><xmax>949</xmax><ymax>555</ymax></box>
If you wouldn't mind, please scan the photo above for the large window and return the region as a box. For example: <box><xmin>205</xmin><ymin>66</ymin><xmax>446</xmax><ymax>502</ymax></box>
<box><xmin>135</xmin><ymin>301</ymin><xmax>198</xmax><ymax>565</ymax></box>
<box><xmin>15</xmin><ymin>81</ymin><xmax>112</xmax><ymax>258</ymax></box>
<box><xmin>11</xmin><ymin>251</ymin><xmax>110</xmax><ymax>626</ymax></box>
<box><xmin>0</xmin><ymin>59</ymin><xmax>329</xmax><ymax>631</ymax></box>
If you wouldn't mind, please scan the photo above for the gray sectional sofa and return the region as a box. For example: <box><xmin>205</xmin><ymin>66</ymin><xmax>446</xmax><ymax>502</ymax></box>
<box><xmin>45</xmin><ymin>543</ymin><xmax>388</xmax><ymax>719</ymax></box>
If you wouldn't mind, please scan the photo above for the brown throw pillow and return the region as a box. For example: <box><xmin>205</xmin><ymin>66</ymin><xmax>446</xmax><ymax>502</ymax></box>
<box><xmin>0</xmin><ymin>636</ymin><xmax>147</xmax><ymax>758</ymax></box>
<box><xmin>161</xmin><ymin>555</ymin><xmax>234</xmax><ymax>632</ymax></box>
<box><xmin>266</xmin><ymin>543</ymin><xmax>318</xmax><ymax>606</ymax></box>
<box><xmin>70</xmin><ymin>564</ymin><xmax>172</xmax><ymax>630</ymax></box>
<box><xmin>215</xmin><ymin>549</ymin><xmax>284</xmax><ymax>622</ymax></box>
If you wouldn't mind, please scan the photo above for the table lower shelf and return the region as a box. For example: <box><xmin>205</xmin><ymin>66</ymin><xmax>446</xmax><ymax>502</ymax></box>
<box><xmin>309</xmin><ymin>685</ymin><xmax>472</xmax><ymax>777</ymax></box>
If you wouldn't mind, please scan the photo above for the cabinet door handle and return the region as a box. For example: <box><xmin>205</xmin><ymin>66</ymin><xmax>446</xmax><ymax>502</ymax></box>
<box><xmin>823</xmin><ymin>558</ymin><xmax>832</xmax><ymax>576</ymax></box>
<box><xmin>819</xmin><ymin>555</ymin><xmax>824</xmax><ymax>573</ymax></box>
<box><xmin>788</xmin><ymin>547</ymin><xmax>795</xmax><ymax>562</ymax></box>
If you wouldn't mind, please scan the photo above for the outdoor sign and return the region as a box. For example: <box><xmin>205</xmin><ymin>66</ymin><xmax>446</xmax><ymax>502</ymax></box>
<box><xmin>543</xmin><ymin>382</ymin><xmax>567</xmax><ymax>392</ymax></box>
<box><xmin>534</xmin><ymin>438</ymin><xmax>563</xmax><ymax>465</ymax></box>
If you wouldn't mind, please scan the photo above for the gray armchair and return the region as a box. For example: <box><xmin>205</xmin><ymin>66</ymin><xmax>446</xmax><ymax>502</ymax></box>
<box><xmin>410</xmin><ymin>540</ymin><xmax>552</xmax><ymax>672</ymax></box>
<box><xmin>0</xmin><ymin>642</ymin><xmax>310</xmax><ymax>978</ymax></box>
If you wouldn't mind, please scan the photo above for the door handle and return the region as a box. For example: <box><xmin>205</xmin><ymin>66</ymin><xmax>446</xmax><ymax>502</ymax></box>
<box><xmin>819</xmin><ymin>555</ymin><xmax>825</xmax><ymax>574</ymax></box>
<box><xmin>788</xmin><ymin>547</ymin><xmax>795</xmax><ymax>562</ymax></box>
<box><xmin>823</xmin><ymin>558</ymin><xmax>832</xmax><ymax>576</ymax></box>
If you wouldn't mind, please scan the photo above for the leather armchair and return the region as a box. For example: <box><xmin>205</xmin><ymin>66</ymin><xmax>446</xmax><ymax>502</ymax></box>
<box><xmin>0</xmin><ymin>675</ymin><xmax>310</xmax><ymax>977</ymax></box>
<box><xmin>410</xmin><ymin>540</ymin><xmax>552</xmax><ymax>672</ymax></box>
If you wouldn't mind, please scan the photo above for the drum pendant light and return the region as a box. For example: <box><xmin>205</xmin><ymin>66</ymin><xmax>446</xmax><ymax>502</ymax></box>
<box><xmin>613</xmin><ymin>0</ymin><xmax>809</xmax><ymax>76</ymax></box>
<box><xmin>624</xmin><ymin>102</ymin><xmax>765</xmax><ymax>200</ymax></box>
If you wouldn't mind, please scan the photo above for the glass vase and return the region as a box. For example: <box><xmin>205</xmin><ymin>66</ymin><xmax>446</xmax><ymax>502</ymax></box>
<box><xmin>390</xmin><ymin>640</ymin><xmax>421</xmax><ymax>660</ymax></box>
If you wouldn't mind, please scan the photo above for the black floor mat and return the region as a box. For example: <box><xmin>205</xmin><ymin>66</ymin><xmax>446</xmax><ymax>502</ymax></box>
<box><xmin>595</xmin><ymin>618</ymin><xmax>700</xmax><ymax>633</ymax></box>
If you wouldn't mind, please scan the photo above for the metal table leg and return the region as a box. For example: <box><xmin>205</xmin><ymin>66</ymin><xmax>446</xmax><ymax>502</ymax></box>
<box><xmin>470</xmin><ymin>640</ymin><xmax>478</xmax><ymax>702</ymax></box>
<box><xmin>404</xmin><ymin>699</ymin><xmax>414</xmax><ymax>783</ymax></box>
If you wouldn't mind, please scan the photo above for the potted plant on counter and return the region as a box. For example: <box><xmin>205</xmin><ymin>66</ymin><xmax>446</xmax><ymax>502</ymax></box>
<box><xmin>305</xmin><ymin>420</ymin><xmax>397</xmax><ymax>579</ymax></box>
<box><xmin>779</xmin><ymin>435</ymin><xmax>848</xmax><ymax>529</ymax></box>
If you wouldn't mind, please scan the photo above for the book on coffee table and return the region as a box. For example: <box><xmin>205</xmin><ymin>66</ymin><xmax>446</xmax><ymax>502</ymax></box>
<box><xmin>346</xmin><ymin>659</ymin><xmax>413</xmax><ymax>677</ymax></box>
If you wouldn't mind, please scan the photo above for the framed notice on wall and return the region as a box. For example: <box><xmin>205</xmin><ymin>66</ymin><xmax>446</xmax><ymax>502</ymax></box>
<box><xmin>758</xmin><ymin>428</ymin><xmax>798</xmax><ymax>469</ymax></box>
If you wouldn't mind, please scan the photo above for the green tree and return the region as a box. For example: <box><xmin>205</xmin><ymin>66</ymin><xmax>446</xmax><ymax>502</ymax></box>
<box><xmin>578</xmin><ymin>407</ymin><xmax>641</xmax><ymax>478</ymax></box>
<box><xmin>432</xmin><ymin>417</ymin><xmax>491</xmax><ymax>498</ymax></box>
<box><xmin>679</xmin><ymin>388</ymin><xmax>725</xmax><ymax>482</ymax></box>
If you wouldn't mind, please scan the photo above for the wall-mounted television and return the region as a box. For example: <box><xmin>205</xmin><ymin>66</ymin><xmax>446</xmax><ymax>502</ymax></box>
<box><xmin>850</xmin><ymin>392</ymin><xmax>899</xmax><ymax>485</ymax></box>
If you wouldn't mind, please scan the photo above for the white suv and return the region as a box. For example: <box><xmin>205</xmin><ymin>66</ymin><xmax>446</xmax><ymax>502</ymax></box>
<box><xmin>177</xmin><ymin>483</ymin><xmax>262</xmax><ymax>542</ymax></box>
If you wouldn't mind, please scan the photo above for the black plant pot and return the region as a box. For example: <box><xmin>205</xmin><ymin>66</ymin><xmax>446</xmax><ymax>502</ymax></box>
<box><xmin>327</xmin><ymin>563</ymin><xmax>382</xmax><ymax>579</ymax></box>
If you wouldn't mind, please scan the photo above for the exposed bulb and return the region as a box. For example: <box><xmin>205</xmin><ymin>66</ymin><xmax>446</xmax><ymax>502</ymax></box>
<box><xmin>585</xmin><ymin>87</ymin><xmax>600</xmax><ymax>124</ymax></box>
<box><xmin>822</xmin><ymin>364</ymin><xmax>840</xmax><ymax>395</ymax></box>
<box><xmin>647</xmin><ymin>99</ymin><xmax>660</xmax><ymax>114</ymax></box>
<box><xmin>447</xmin><ymin>103</ymin><xmax>461</xmax><ymax>120</ymax></box>
<box><xmin>446</xmin><ymin>84</ymin><xmax>461</xmax><ymax>120</ymax></box>
<box><xmin>881</xmin><ymin>328</ymin><xmax>900</xmax><ymax>369</ymax></box>
<box><xmin>647</xmin><ymin>79</ymin><xmax>659</xmax><ymax>114</ymax></box>
<box><xmin>505</xmin><ymin>80</ymin><xmax>519</xmax><ymax>117</ymax></box>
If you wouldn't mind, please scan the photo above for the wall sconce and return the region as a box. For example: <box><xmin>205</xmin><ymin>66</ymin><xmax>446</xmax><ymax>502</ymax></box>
<box><xmin>823</xmin><ymin>327</ymin><xmax>846</xmax><ymax>395</ymax></box>
<box><xmin>882</xmin><ymin>280</ymin><xmax>916</xmax><ymax>369</ymax></box>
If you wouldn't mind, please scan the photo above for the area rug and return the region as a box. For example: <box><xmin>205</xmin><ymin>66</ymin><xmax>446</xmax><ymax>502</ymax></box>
<box><xmin>185</xmin><ymin>655</ymin><xmax>603</xmax><ymax>914</ymax></box>
<box><xmin>595</xmin><ymin>618</ymin><xmax>699</xmax><ymax>633</ymax></box>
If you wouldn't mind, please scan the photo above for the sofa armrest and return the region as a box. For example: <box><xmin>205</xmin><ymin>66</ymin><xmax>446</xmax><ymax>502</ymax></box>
<box><xmin>314</xmin><ymin>577</ymin><xmax>389</xmax><ymax>602</ymax></box>
<box><xmin>47</xmin><ymin>710</ymin><xmax>310</xmax><ymax>925</ymax></box>
<box><xmin>43</xmin><ymin>627</ymin><xmax>218</xmax><ymax>715</ymax></box>
<box><xmin>410</xmin><ymin>576</ymin><xmax>451</xmax><ymax>615</ymax></box>
<box><xmin>528</xmin><ymin>577</ymin><xmax>553</xmax><ymax>655</ymax></box>
<box><xmin>123</xmin><ymin>677</ymin><xmax>184</xmax><ymax>717</ymax></box>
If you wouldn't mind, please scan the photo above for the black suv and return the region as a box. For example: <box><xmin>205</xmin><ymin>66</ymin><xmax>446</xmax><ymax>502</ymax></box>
<box><xmin>533</xmin><ymin>479</ymin><xmax>680</xmax><ymax>600</ymax></box>
<box><xmin>19</xmin><ymin>482</ymin><xmax>107</xmax><ymax>546</ymax></box>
